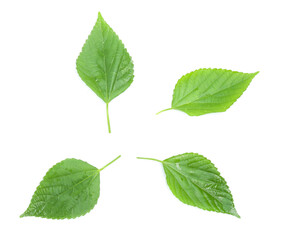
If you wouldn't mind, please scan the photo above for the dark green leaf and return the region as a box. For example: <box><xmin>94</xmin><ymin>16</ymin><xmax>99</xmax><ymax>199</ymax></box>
<box><xmin>21</xmin><ymin>155</ymin><xmax>120</xmax><ymax>219</ymax></box>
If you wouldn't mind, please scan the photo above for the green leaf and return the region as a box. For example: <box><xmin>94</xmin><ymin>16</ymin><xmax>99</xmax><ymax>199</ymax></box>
<box><xmin>21</xmin><ymin>155</ymin><xmax>121</xmax><ymax>219</ymax></box>
<box><xmin>76</xmin><ymin>12</ymin><xmax>134</xmax><ymax>133</ymax></box>
<box><xmin>137</xmin><ymin>153</ymin><xmax>239</xmax><ymax>218</ymax></box>
<box><xmin>158</xmin><ymin>68</ymin><xmax>258</xmax><ymax>116</ymax></box>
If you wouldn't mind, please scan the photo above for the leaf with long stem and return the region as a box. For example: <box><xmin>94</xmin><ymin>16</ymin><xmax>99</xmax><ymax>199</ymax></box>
<box><xmin>138</xmin><ymin>153</ymin><xmax>239</xmax><ymax>218</ymax></box>
<box><xmin>76</xmin><ymin>12</ymin><xmax>134</xmax><ymax>133</ymax></box>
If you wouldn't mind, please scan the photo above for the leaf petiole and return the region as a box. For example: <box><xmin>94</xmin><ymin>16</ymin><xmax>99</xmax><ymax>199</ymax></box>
<box><xmin>156</xmin><ymin>108</ymin><xmax>173</xmax><ymax>115</ymax></box>
<box><xmin>106</xmin><ymin>103</ymin><xmax>111</xmax><ymax>133</ymax></box>
<box><xmin>137</xmin><ymin>157</ymin><xmax>162</xmax><ymax>163</ymax></box>
<box><xmin>99</xmin><ymin>155</ymin><xmax>121</xmax><ymax>171</ymax></box>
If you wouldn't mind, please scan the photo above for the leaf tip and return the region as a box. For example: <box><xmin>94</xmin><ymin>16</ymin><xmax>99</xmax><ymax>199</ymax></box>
<box><xmin>98</xmin><ymin>12</ymin><xmax>104</xmax><ymax>21</ymax></box>
<box><xmin>230</xmin><ymin>208</ymin><xmax>240</xmax><ymax>218</ymax></box>
<box><xmin>20</xmin><ymin>212</ymin><xmax>27</xmax><ymax>218</ymax></box>
<box><xmin>20</xmin><ymin>208</ymin><xmax>33</xmax><ymax>218</ymax></box>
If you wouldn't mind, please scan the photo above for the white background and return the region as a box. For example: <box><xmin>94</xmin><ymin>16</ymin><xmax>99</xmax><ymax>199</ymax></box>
<box><xmin>0</xmin><ymin>0</ymin><xmax>286</xmax><ymax>239</ymax></box>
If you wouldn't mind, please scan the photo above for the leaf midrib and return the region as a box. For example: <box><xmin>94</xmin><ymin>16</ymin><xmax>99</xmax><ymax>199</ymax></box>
<box><xmin>173</xmin><ymin>70</ymin><xmax>225</xmax><ymax>106</ymax></box>
<box><xmin>173</xmin><ymin>72</ymin><xmax>251</xmax><ymax>109</ymax></box>
<box><xmin>99</xmin><ymin>18</ymin><xmax>110</xmax><ymax>103</ymax></box>
<box><xmin>163</xmin><ymin>162</ymin><xmax>226</xmax><ymax>205</ymax></box>
<box><xmin>46</xmin><ymin>169</ymin><xmax>97</xmax><ymax>180</ymax></box>
<box><xmin>38</xmin><ymin>170</ymin><xmax>99</xmax><ymax>202</ymax></box>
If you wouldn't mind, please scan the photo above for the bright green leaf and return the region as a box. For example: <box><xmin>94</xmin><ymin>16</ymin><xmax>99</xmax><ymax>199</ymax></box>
<box><xmin>21</xmin><ymin>155</ymin><xmax>121</xmax><ymax>219</ymax></box>
<box><xmin>137</xmin><ymin>153</ymin><xmax>239</xmax><ymax>218</ymax></box>
<box><xmin>158</xmin><ymin>68</ymin><xmax>258</xmax><ymax>116</ymax></box>
<box><xmin>76</xmin><ymin>12</ymin><xmax>134</xmax><ymax>133</ymax></box>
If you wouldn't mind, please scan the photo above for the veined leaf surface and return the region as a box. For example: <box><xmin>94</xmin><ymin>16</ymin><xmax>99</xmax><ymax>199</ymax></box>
<box><xmin>159</xmin><ymin>68</ymin><xmax>258</xmax><ymax>116</ymax></box>
<box><xmin>138</xmin><ymin>153</ymin><xmax>239</xmax><ymax>218</ymax></box>
<box><xmin>76</xmin><ymin>12</ymin><xmax>134</xmax><ymax>132</ymax></box>
<box><xmin>21</xmin><ymin>155</ymin><xmax>120</xmax><ymax>219</ymax></box>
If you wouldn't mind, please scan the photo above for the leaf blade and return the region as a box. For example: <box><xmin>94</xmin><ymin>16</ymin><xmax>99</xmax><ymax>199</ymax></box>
<box><xmin>76</xmin><ymin>12</ymin><xmax>134</xmax><ymax>103</ymax></box>
<box><xmin>171</xmin><ymin>68</ymin><xmax>258</xmax><ymax>116</ymax></box>
<box><xmin>21</xmin><ymin>159</ymin><xmax>100</xmax><ymax>219</ymax></box>
<box><xmin>163</xmin><ymin>153</ymin><xmax>239</xmax><ymax>218</ymax></box>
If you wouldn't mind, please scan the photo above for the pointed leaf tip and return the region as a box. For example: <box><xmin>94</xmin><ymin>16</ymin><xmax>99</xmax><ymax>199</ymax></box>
<box><xmin>162</xmin><ymin>153</ymin><xmax>239</xmax><ymax>218</ymax></box>
<box><xmin>76</xmin><ymin>12</ymin><xmax>134</xmax><ymax>132</ymax></box>
<box><xmin>98</xmin><ymin>12</ymin><xmax>103</xmax><ymax>19</ymax></box>
<box><xmin>171</xmin><ymin>68</ymin><xmax>259</xmax><ymax>116</ymax></box>
<box><xmin>21</xmin><ymin>159</ymin><xmax>100</xmax><ymax>219</ymax></box>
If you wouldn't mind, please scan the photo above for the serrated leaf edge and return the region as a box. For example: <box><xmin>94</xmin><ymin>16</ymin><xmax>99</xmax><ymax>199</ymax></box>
<box><xmin>20</xmin><ymin>158</ymin><xmax>100</xmax><ymax>220</ymax></box>
<box><xmin>171</xmin><ymin>68</ymin><xmax>259</xmax><ymax>115</ymax></box>
<box><xmin>163</xmin><ymin>152</ymin><xmax>240</xmax><ymax>218</ymax></box>
<box><xmin>76</xmin><ymin>12</ymin><xmax>134</xmax><ymax>103</ymax></box>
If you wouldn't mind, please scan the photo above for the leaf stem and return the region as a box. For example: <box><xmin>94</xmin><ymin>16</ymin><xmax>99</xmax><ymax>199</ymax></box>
<box><xmin>156</xmin><ymin>108</ymin><xmax>172</xmax><ymax>115</ymax></box>
<box><xmin>106</xmin><ymin>103</ymin><xmax>111</xmax><ymax>133</ymax></box>
<box><xmin>99</xmin><ymin>155</ymin><xmax>121</xmax><ymax>171</ymax></box>
<box><xmin>136</xmin><ymin>157</ymin><xmax>162</xmax><ymax>163</ymax></box>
